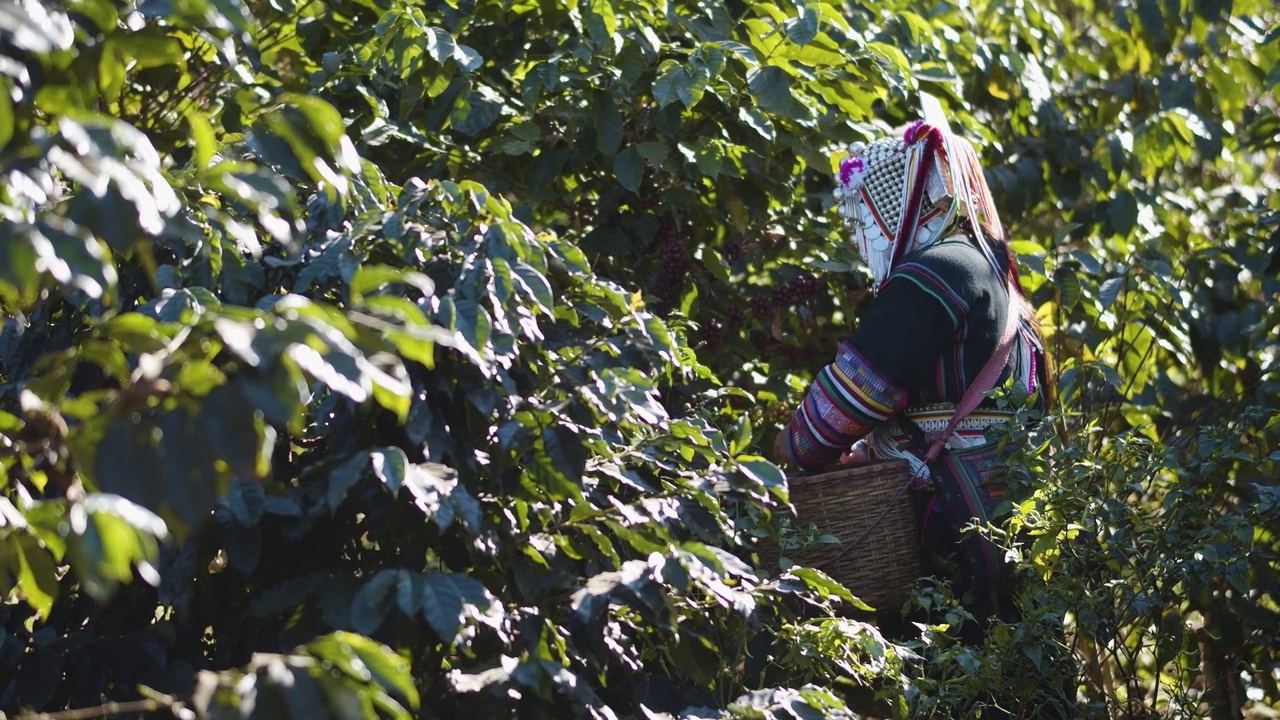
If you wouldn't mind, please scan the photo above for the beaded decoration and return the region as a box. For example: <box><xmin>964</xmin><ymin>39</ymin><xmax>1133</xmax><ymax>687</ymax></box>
<box><xmin>833</xmin><ymin>119</ymin><xmax>1005</xmax><ymax>294</ymax></box>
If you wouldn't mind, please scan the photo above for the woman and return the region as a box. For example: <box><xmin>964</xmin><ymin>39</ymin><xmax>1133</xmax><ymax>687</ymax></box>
<box><xmin>771</xmin><ymin>116</ymin><xmax>1052</xmax><ymax>625</ymax></box>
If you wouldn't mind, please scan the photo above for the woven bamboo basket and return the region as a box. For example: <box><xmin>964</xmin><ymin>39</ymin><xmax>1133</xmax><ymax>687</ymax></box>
<box><xmin>759</xmin><ymin>459</ymin><xmax>920</xmax><ymax>610</ymax></box>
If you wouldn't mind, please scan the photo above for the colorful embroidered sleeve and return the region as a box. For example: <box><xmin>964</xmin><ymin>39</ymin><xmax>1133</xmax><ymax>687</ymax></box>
<box><xmin>782</xmin><ymin>341</ymin><xmax>908</xmax><ymax>471</ymax></box>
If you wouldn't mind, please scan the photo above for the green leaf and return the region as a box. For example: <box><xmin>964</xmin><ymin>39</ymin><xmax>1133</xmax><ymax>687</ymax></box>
<box><xmin>328</xmin><ymin>452</ymin><xmax>370</xmax><ymax>512</ymax></box>
<box><xmin>587</xmin><ymin>0</ymin><xmax>617</xmax><ymax>45</ymax></box>
<box><xmin>0</xmin><ymin>77</ymin><xmax>13</xmax><ymax>149</ymax></box>
<box><xmin>613</xmin><ymin>145</ymin><xmax>644</xmax><ymax>193</ymax></box>
<box><xmin>14</xmin><ymin>534</ymin><xmax>58</xmax><ymax>620</ymax></box>
<box><xmin>199</xmin><ymin>383</ymin><xmax>262</xmax><ymax>479</ymax></box>
<box><xmin>688</xmin><ymin>137</ymin><xmax>723</xmax><ymax>177</ymax></box>
<box><xmin>737</xmin><ymin>458</ymin><xmax>785</xmax><ymax>488</ymax></box>
<box><xmin>511</xmin><ymin>260</ymin><xmax>554</xmax><ymax>315</ymax></box>
<box><xmin>717</xmin><ymin>40</ymin><xmax>757</xmax><ymax>67</ymax></box>
<box><xmin>351</xmin><ymin>569</ymin><xmax>398</xmax><ymax>634</ymax></box>
<box><xmin>32</xmin><ymin>219</ymin><xmax>118</xmax><ymax>300</ymax></box>
<box><xmin>695</xmin><ymin>42</ymin><xmax>726</xmax><ymax>79</ymax></box>
<box><xmin>730</xmin><ymin>414</ymin><xmax>752</xmax><ymax>456</ymax></box>
<box><xmin>1136</xmin><ymin>0</ymin><xmax>1169</xmax><ymax>53</ymax></box>
<box><xmin>350</xmin><ymin>264</ymin><xmax>436</xmax><ymax>300</ymax></box>
<box><xmin>309</xmin><ymin>632</ymin><xmax>420</xmax><ymax>710</ymax></box>
<box><xmin>616</xmin><ymin>40</ymin><xmax>644</xmax><ymax>88</ymax></box>
<box><xmin>401</xmin><ymin>462</ymin><xmax>460</xmax><ymax>525</ymax></box>
<box><xmin>784</xmin><ymin>4</ymin><xmax>819</xmax><ymax>45</ymax></box>
<box><xmin>102</xmin><ymin>313</ymin><xmax>169</xmax><ymax>353</ymax></box>
<box><xmin>226</xmin><ymin>478</ymin><xmax>266</xmax><ymax>527</ymax></box>
<box><xmin>452</xmin><ymin>90</ymin><xmax>502</xmax><ymax>136</ymax></box>
<box><xmin>593</xmin><ymin>92</ymin><xmax>622</xmax><ymax>156</ymax></box>
<box><xmin>258</xmin><ymin>94</ymin><xmax>359</xmax><ymax>191</ymax></box>
<box><xmin>1108</xmin><ymin>191</ymin><xmax>1138</xmax><ymax>236</ymax></box>
<box><xmin>0</xmin><ymin>0</ymin><xmax>74</xmax><ymax>53</ymax></box>
<box><xmin>635</xmin><ymin>141</ymin><xmax>668</xmax><ymax>165</ymax></box>
<box><xmin>1098</xmin><ymin>275</ymin><xmax>1125</xmax><ymax>311</ymax></box>
<box><xmin>0</xmin><ymin>229</ymin><xmax>39</xmax><ymax>304</ymax></box>
<box><xmin>1008</xmin><ymin>240</ymin><xmax>1044</xmax><ymax>256</ymax></box>
<box><xmin>738</xmin><ymin>106</ymin><xmax>775</xmax><ymax>142</ymax></box>
<box><xmin>67</xmin><ymin>0</ymin><xmax>117</xmax><ymax>31</ymax></box>
<box><xmin>371</xmin><ymin>447</ymin><xmax>408</xmax><ymax>492</ymax></box>
<box><xmin>746</xmin><ymin>66</ymin><xmax>792</xmax><ymax>114</ymax></box>
<box><xmin>425</xmin><ymin>27</ymin><xmax>456</xmax><ymax>62</ymax></box>
<box><xmin>542</xmin><ymin>425</ymin><xmax>586</xmax><ymax>485</ymax></box>
<box><xmin>677</xmin><ymin>62</ymin><xmax>708</xmax><ymax>108</ymax></box>
<box><xmin>418</xmin><ymin>572</ymin><xmax>495</xmax><ymax>643</ymax></box>
<box><xmin>652</xmin><ymin>63</ymin><xmax>682</xmax><ymax>108</ymax></box>
<box><xmin>865</xmin><ymin>42</ymin><xmax>910</xmax><ymax>79</ymax></box>
<box><xmin>65</xmin><ymin>494</ymin><xmax>167</xmax><ymax>601</ymax></box>
<box><xmin>94</xmin><ymin>415</ymin><xmax>167</xmax><ymax>514</ymax></box>
<box><xmin>784</xmin><ymin>567</ymin><xmax>868</xmax><ymax>610</ymax></box>
<box><xmin>679</xmin><ymin>282</ymin><xmax>698</xmax><ymax>316</ymax></box>
<box><xmin>1055</xmin><ymin>266</ymin><xmax>1082</xmax><ymax>311</ymax></box>
<box><xmin>119</xmin><ymin>31</ymin><xmax>184</xmax><ymax>69</ymax></box>
<box><xmin>1069</xmin><ymin>249</ymin><xmax>1102</xmax><ymax>275</ymax></box>
<box><xmin>453</xmin><ymin>43</ymin><xmax>482</xmax><ymax>71</ymax></box>
<box><xmin>1259</xmin><ymin>59</ymin><xmax>1280</xmax><ymax>90</ymax></box>
<box><xmin>286</xmin><ymin>341</ymin><xmax>369</xmax><ymax>403</ymax></box>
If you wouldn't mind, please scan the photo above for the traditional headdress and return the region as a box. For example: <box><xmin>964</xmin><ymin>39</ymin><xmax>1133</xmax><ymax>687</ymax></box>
<box><xmin>833</xmin><ymin>99</ymin><xmax>1006</xmax><ymax>293</ymax></box>
<box><xmin>830</xmin><ymin>101</ymin><xmax>1048</xmax><ymax>476</ymax></box>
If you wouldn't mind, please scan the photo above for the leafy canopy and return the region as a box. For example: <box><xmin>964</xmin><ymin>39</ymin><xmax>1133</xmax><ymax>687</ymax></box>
<box><xmin>0</xmin><ymin>0</ymin><xmax>1278</xmax><ymax>718</ymax></box>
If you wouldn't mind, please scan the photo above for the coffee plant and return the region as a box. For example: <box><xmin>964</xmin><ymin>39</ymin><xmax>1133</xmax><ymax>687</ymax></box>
<box><xmin>0</xmin><ymin>0</ymin><xmax>1278</xmax><ymax>718</ymax></box>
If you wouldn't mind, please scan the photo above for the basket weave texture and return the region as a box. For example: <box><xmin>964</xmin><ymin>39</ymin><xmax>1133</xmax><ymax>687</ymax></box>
<box><xmin>760</xmin><ymin>459</ymin><xmax>920</xmax><ymax>610</ymax></box>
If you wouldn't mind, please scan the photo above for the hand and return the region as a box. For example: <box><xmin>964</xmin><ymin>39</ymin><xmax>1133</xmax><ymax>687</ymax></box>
<box><xmin>837</xmin><ymin>440</ymin><xmax>870</xmax><ymax>466</ymax></box>
<box><xmin>771</xmin><ymin>429</ymin><xmax>791</xmax><ymax>466</ymax></box>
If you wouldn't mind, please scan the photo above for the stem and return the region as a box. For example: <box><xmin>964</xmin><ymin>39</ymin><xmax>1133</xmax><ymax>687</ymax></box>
<box><xmin>1052</xmin><ymin>256</ymin><xmax>1067</xmax><ymax>440</ymax></box>
<box><xmin>1149</xmin><ymin>619</ymin><xmax>1163</xmax><ymax>711</ymax></box>
<box><xmin>1093</xmin><ymin>267</ymin><xmax>1133</xmax><ymax>451</ymax></box>
<box><xmin>14</xmin><ymin>698</ymin><xmax>173</xmax><ymax>720</ymax></box>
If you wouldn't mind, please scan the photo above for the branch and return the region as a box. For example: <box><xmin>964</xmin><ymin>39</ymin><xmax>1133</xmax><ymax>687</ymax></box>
<box><xmin>14</xmin><ymin>697</ymin><xmax>175</xmax><ymax>720</ymax></box>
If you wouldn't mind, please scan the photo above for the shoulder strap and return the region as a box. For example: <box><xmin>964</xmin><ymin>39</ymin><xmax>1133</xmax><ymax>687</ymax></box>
<box><xmin>923</xmin><ymin>279</ymin><xmax>1024</xmax><ymax>464</ymax></box>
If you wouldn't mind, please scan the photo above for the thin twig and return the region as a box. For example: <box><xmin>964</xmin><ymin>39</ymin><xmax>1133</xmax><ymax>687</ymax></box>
<box><xmin>13</xmin><ymin>697</ymin><xmax>173</xmax><ymax>720</ymax></box>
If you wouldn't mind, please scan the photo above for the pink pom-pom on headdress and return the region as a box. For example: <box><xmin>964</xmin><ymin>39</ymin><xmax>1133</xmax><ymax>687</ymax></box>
<box><xmin>838</xmin><ymin>156</ymin><xmax>864</xmax><ymax>186</ymax></box>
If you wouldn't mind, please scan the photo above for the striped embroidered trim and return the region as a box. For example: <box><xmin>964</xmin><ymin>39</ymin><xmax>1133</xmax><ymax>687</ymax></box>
<box><xmin>905</xmin><ymin>411</ymin><xmax>1013</xmax><ymax>436</ymax></box>
<box><xmin>785</xmin><ymin>342</ymin><xmax>908</xmax><ymax>471</ymax></box>
<box><xmin>827</xmin><ymin>342</ymin><xmax>907</xmax><ymax>420</ymax></box>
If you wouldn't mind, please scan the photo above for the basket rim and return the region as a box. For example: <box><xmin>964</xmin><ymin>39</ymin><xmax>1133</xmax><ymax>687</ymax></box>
<box><xmin>787</xmin><ymin>458</ymin><xmax>912</xmax><ymax>485</ymax></box>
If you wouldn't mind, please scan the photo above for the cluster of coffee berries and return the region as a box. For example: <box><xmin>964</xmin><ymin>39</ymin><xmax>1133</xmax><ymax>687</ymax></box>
<box><xmin>722</xmin><ymin>241</ymin><xmax>744</xmax><ymax>262</ymax></box>
<box><xmin>782</xmin><ymin>345</ymin><xmax>810</xmax><ymax>366</ymax></box>
<box><xmin>772</xmin><ymin>274</ymin><xmax>820</xmax><ymax>308</ymax></box>
<box><xmin>696</xmin><ymin>319</ymin><xmax>723</xmax><ymax>348</ymax></box>
<box><xmin>652</xmin><ymin>216</ymin><xmax>691</xmax><ymax>302</ymax></box>
<box><xmin>725</xmin><ymin>305</ymin><xmax>745</xmax><ymax>329</ymax></box>
<box><xmin>766</xmin><ymin>401</ymin><xmax>793</xmax><ymax>424</ymax></box>
<box><xmin>749</xmin><ymin>293</ymin><xmax>772</xmax><ymax>317</ymax></box>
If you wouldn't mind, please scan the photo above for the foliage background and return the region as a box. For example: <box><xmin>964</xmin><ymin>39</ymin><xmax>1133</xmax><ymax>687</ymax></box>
<box><xmin>0</xmin><ymin>0</ymin><xmax>1279</xmax><ymax>717</ymax></box>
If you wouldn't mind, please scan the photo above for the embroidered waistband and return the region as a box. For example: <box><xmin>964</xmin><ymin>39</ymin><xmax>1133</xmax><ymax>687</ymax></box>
<box><xmin>867</xmin><ymin>404</ymin><xmax>1013</xmax><ymax>482</ymax></box>
<box><xmin>900</xmin><ymin>403</ymin><xmax>1013</xmax><ymax>436</ymax></box>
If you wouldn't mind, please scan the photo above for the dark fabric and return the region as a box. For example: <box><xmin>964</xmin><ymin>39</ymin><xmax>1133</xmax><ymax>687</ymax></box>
<box><xmin>847</xmin><ymin>233</ymin><xmax>1045</xmax><ymax>622</ymax></box>
<box><xmin>781</xmin><ymin>232</ymin><xmax>1047</xmax><ymax>472</ymax></box>
<box><xmin>832</xmin><ymin>231</ymin><xmax>1069</xmax><ymax>716</ymax></box>
<box><xmin>846</xmin><ymin>235</ymin><xmax>1045</xmax><ymax>409</ymax></box>
<box><xmin>909</xmin><ymin>441</ymin><xmax>1018</xmax><ymax>623</ymax></box>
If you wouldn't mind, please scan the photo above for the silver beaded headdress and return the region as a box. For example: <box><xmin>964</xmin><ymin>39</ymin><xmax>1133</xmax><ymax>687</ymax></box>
<box><xmin>832</xmin><ymin>102</ymin><xmax>1005</xmax><ymax>293</ymax></box>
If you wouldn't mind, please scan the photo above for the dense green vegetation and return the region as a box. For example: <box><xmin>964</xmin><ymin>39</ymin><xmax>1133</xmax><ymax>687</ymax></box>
<box><xmin>1</xmin><ymin>0</ymin><xmax>1278</xmax><ymax>717</ymax></box>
